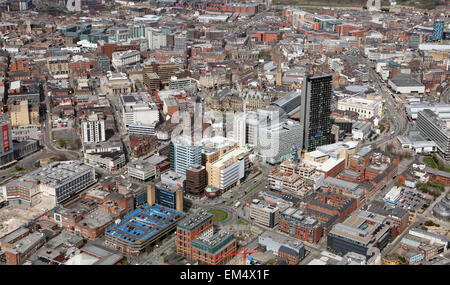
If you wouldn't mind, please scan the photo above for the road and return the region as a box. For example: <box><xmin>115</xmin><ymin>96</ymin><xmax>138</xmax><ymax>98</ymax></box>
<box><xmin>141</xmin><ymin>235</ymin><xmax>177</xmax><ymax>265</ymax></box>
<box><xmin>0</xmin><ymin>82</ymin><xmax>81</xmax><ymax>175</ymax></box>
<box><xmin>42</xmin><ymin>84</ymin><xmax>81</xmax><ymax>161</ymax></box>
<box><xmin>361</xmin><ymin>68</ymin><xmax>409</xmax><ymax>148</ymax></box>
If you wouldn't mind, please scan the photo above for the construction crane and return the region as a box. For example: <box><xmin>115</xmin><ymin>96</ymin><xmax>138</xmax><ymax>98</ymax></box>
<box><xmin>291</xmin><ymin>145</ymin><xmax>299</xmax><ymax>173</ymax></box>
<box><xmin>215</xmin><ymin>247</ymin><xmax>261</xmax><ymax>265</ymax></box>
<box><xmin>291</xmin><ymin>130</ymin><xmax>323</xmax><ymax>172</ymax></box>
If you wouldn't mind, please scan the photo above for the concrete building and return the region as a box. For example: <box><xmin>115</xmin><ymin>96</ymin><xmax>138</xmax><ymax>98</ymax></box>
<box><xmin>405</xmin><ymin>102</ymin><xmax>450</xmax><ymax>120</ymax></box>
<box><xmin>81</xmin><ymin>113</ymin><xmax>106</xmax><ymax>144</ymax></box>
<box><xmin>388</xmin><ymin>73</ymin><xmax>425</xmax><ymax>94</ymax></box>
<box><xmin>105</xmin><ymin>204</ymin><xmax>184</xmax><ymax>254</ymax></box>
<box><xmin>84</xmin><ymin>151</ymin><xmax>126</xmax><ymax>172</ymax></box>
<box><xmin>258</xmin><ymin>230</ymin><xmax>305</xmax><ymax>265</ymax></box>
<box><xmin>337</xmin><ymin>97</ymin><xmax>383</xmax><ymax>119</ymax></box>
<box><xmin>300</xmin><ymin>75</ymin><xmax>333</xmax><ymax>151</ymax></box>
<box><xmin>128</xmin><ymin>159</ymin><xmax>158</xmax><ymax>182</ymax></box>
<box><xmin>417</xmin><ymin>109</ymin><xmax>450</xmax><ymax>161</ymax></box>
<box><xmin>249</xmin><ymin>199</ymin><xmax>280</xmax><ymax>228</ymax></box>
<box><xmin>111</xmin><ymin>50</ymin><xmax>140</xmax><ymax>69</ymax></box>
<box><xmin>327</xmin><ymin>210</ymin><xmax>393</xmax><ymax>259</ymax></box>
<box><xmin>120</xmin><ymin>93</ymin><xmax>159</xmax><ymax>131</ymax></box>
<box><xmin>1</xmin><ymin>161</ymin><xmax>96</xmax><ymax>206</ymax></box>
<box><xmin>352</xmin><ymin>121</ymin><xmax>372</xmax><ymax>141</ymax></box>
<box><xmin>432</xmin><ymin>194</ymin><xmax>450</xmax><ymax>221</ymax></box>
<box><xmin>206</xmin><ymin>147</ymin><xmax>249</xmax><ymax>191</ymax></box>
<box><xmin>168</xmin><ymin>76</ymin><xmax>196</xmax><ymax>90</ymax></box>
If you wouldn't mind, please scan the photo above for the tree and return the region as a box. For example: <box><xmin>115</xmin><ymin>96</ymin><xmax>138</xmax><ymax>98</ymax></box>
<box><xmin>145</xmin><ymin>243</ymin><xmax>152</xmax><ymax>253</ymax></box>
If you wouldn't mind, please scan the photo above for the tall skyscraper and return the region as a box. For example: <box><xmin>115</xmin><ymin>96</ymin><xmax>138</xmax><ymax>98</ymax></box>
<box><xmin>432</xmin><ymin>20</ymin><xmax>445</xmax><ymax>42</ymax></box>
<box><xmin>300</xmin><ymin>74</ymin><xmax>333</xmax><ymax>151</ymax></box>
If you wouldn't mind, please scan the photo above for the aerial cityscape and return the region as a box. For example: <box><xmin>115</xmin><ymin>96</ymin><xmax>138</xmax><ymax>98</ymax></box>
<box><xmin>0</xmin><ymin>0</ymin><xmax>449</xmax><ymax>267</ymax></box>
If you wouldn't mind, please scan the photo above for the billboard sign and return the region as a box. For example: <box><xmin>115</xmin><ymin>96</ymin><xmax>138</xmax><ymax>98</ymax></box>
<box><xmin>2</xmin><ymin>124</ymin><xmax>9</xmax><ymax>152</ymax></box>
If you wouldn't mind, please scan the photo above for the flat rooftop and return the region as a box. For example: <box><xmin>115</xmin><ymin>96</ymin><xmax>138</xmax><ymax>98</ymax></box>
<box><xmin>22</xmin><ymin>161</ymin><xmax>93</xmax><ymax>188</ymax></box>
<box><xmin>106</xmin><ymin>204</ymin><xmax>184</xmax><ymax>246</ymax></box>
<box><xmin>178</xmin><ymin>210</ymin><xmax>213</xmax><ymax>231</ymax></box>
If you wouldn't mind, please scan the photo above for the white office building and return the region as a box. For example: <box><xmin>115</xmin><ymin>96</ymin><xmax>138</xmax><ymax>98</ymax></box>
<box><xmin>120</xmin><ymin>93</ymin><xmax>160</xmax><ymax>129</ymax></box>
<box><xmin>111</xmin><ymin>50</ymin><xmax>140</xmax><ymax>69</ymax></box>
<box><xmin>1</xmin><ymin>161</ymin><xmax>96</xmax><ymax>206</ymax></box>
<box><xmin>171</xmin><ymin>136</ymin><xmax>202</xmax><ymax>176</ymax></box>
<box><xmin>146</xmin><ymin>27</ymin><xmax>166</xmax><ymax>50</ymax></box>
<box><xmin>388</xmin><ymin>73</ymin><xmax>425</xmax><ymax>94</ymax></box>
<box><xmin>168</xmin><ymin>76</ymin><xmax>196</xmax><ymax>90</ymax></box>
<box><xmin>128</xmin><ymin>160</ymin><xmax>157</xmax><ymax>182</ymax></box>
<box><xmin>337</xmin><ymin>97</ymin><xmax>383</xmax><ymax>119</ymax></box>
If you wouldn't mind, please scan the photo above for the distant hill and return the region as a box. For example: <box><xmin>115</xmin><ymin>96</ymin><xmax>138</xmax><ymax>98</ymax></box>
<box><xmin>272</xmin><ymin>0</ymin><xmax>444</xmax><ymax>10</ymax></box>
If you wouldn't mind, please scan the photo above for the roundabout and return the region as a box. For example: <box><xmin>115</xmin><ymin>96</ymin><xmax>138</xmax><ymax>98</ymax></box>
<box><xmin>208</xmin><ymin>209</ymin><xmax>228</xmax><ymax>222</ymax></box>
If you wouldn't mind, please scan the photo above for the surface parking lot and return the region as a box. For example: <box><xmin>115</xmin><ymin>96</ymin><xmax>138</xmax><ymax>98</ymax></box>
<box><xmin>392</xmin><ymin>188</ymin><xmax>433</xmax><ymax>212</ymax></box>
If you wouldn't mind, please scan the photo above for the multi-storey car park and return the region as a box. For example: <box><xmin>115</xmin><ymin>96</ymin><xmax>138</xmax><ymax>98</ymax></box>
<box><xmin>105</xmin><ymin>204</ymin><xmax>184</xmax><ymax>254</ymax></box>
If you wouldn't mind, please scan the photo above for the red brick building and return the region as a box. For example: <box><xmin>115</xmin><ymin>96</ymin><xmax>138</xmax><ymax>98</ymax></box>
<box><xmin>279</xmin><ymin>208</ymin><xmax>323</xmax><ymax>244</ymax></box>
<box><xmin>176</xmin><ymin>210</ymin><xmax>214</xmax><ymax>259</ymax></box>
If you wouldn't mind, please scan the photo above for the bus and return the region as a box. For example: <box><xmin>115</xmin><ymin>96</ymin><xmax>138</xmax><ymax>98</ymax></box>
<box><xmin>234</xmin><ymin>202</ymin><xmax>241</xmax><ymax>208</ymax></box>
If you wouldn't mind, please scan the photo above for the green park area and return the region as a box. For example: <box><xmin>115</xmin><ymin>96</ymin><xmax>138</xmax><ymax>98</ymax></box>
<box><xmin>236</xmin><ymin>220</ymin><xmax>248</xmax><ymax>226</ymax></box>
<box><xmin>423</xmin><ymin>156</ymin><xmax>450</xmax><ymax>173</ymax></box>
<box><xmin>208</xmin><ymin>209</ymin><xmax>228</xmax><ymax>222</ymax></box>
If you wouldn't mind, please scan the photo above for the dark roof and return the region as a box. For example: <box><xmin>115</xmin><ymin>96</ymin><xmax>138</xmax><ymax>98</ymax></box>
<box><xmin>279</xmin><ymin>245</ymin><xmax>300</xmax><ymax>257</ymax></box>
